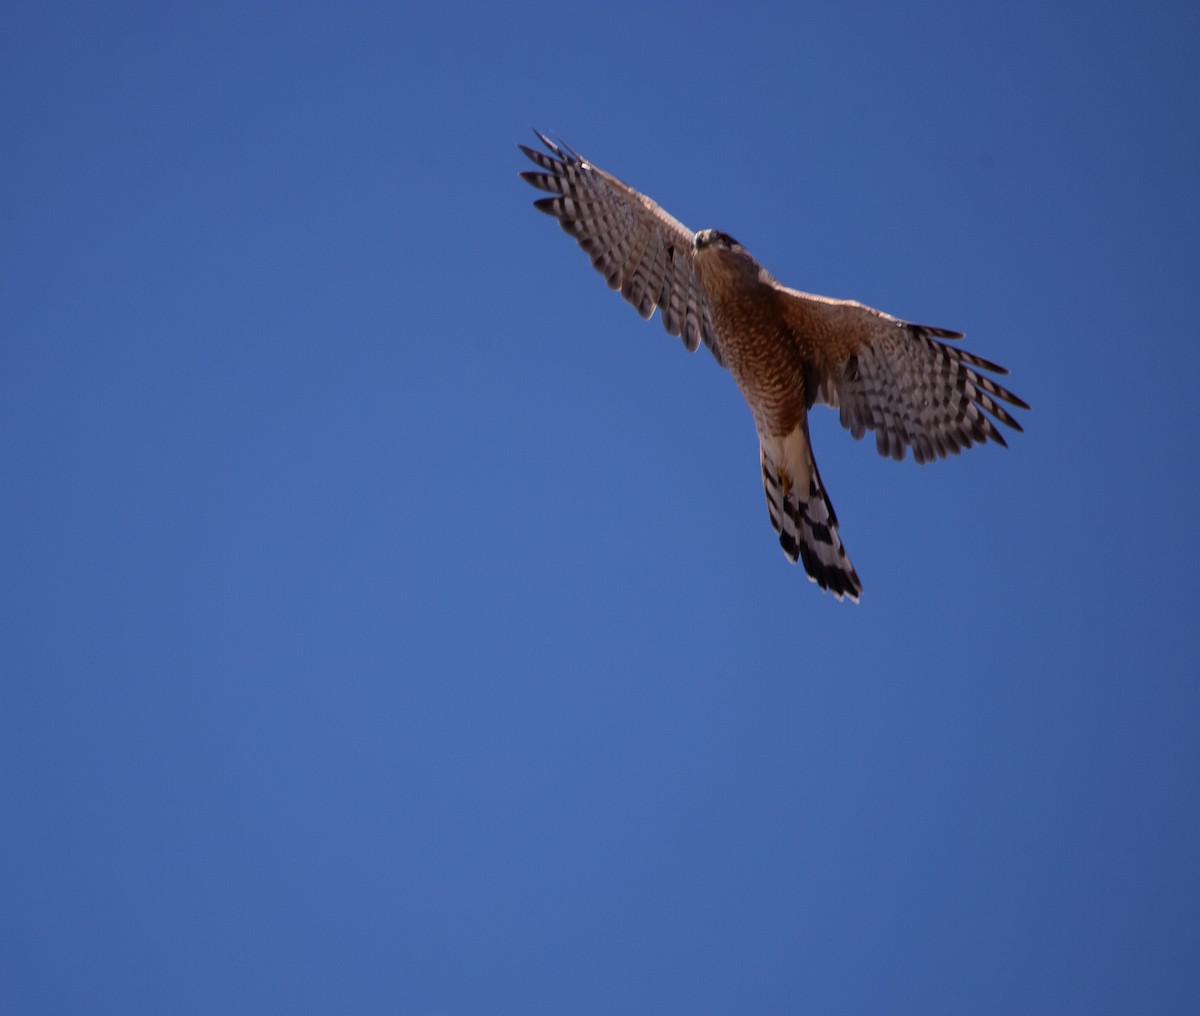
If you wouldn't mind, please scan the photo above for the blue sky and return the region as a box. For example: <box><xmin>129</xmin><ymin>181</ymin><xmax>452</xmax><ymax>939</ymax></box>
<box><xmin>3</xmin><ymin>1</ymin><xmax>1198</xmax><ymax>1013</ymax></box>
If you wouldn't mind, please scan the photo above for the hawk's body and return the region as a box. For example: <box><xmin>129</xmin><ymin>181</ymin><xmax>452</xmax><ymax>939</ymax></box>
<box><xmin>520</xmin><ymin>132</ymin><xmax>1028</xmax><ymax>601</ymax></box>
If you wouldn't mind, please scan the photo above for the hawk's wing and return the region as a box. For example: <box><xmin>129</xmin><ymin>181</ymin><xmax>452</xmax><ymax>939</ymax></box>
<box><xmin>519</xmin><ymin>131</ymin><xmax>723</xmax><ymax>365</ymax></box>
<box><xmin>780</xmin><ymin>289</ymin><xmax>1030</xmax><ymax>464</ymax></box>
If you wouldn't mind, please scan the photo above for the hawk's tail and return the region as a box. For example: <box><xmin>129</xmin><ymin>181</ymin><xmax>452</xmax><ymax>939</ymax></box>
<box><xmin>760</xmin><ymin>436</ymin><xmax>862</xmax><ymax>603</ymax></box>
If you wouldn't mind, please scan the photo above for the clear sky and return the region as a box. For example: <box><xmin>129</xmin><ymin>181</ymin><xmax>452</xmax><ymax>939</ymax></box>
<box><xmin>3</xmin><ymin>2</ymin><xmax>1198</xmax><ymax>1013</ymax></box>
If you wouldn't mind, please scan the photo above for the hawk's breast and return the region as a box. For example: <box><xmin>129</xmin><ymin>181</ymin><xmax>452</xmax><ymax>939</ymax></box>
<box><xmin>698</xmin><ymin>259</ymin><xmax>810</xmax><ymax>438</ymax></box>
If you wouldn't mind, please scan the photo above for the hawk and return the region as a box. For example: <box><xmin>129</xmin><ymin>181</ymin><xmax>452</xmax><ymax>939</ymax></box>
<box><xmin>520</xmin><ymin>131</ymin><xmax>1028</xmax><ymax>602</ymax></box>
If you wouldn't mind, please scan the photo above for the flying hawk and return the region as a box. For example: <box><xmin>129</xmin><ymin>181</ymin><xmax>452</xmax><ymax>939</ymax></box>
<box><xmin>520</xmin><ymin>131</ymin><xmax>1028</xmax><ymax>601</ymax></box>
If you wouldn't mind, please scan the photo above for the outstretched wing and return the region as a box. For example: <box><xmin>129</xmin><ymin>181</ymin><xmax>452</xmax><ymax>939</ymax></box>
<box><xmin>781</xmin><ymin>289</ymin><xmax>1029</xmax><ymax>464</ymax></box>
<box><xmin>519</xmin><ymin>131</ymin><xmax>723</xmax><ymax>365</ymax></box>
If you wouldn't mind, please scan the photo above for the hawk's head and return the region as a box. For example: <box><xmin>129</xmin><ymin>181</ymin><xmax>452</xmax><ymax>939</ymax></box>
<box><xmin>693</xmin><ymin>229</ymin><xmax>740</xmax><ymax>251</ymax></box>
<box><xmin>693</xmin><ymin>228</ymin><xmax>770</xmax><ymax>285</ymax></box>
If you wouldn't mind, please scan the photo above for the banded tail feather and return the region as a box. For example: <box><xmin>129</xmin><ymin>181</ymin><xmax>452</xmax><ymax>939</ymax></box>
<box><xmin>760</xmin><ymin>444</ymin><xmax>862</xmax><ymax>603</ymax></box>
